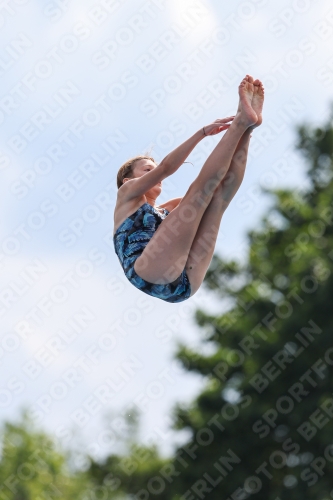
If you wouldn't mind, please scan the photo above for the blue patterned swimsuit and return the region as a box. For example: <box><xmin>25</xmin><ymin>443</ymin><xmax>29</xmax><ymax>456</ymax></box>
<box><xmin>113</xmin><ymin>203</ymin><xmax>192</xmax><ymax>303</ymax></box>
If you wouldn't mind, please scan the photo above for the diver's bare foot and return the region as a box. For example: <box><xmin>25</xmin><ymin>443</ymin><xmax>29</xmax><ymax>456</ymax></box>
<box><xmin>250</xmin><ymin>79</ymin><xmax>264</xmax><ymax>129</ymax></box>
<box><xmin>235</xmin><ymin>75</ymin><xmax>258</xmax><ymax>128</ymax></box>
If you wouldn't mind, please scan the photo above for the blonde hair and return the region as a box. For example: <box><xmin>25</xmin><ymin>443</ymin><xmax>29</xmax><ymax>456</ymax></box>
<box><xmin>116</xmin><ymin>155</ymin><xmax>155</xmax><ymax>189</ymax></box>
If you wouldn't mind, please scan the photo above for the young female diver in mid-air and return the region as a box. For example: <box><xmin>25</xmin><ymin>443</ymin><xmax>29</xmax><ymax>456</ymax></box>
<box><xmin>113</xmin><ymin>75</ymin><xmax>264</xmax><ymax>303</ymax></box>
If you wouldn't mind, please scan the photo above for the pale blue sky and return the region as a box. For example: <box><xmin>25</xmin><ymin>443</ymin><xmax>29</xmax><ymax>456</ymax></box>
<box><xmin>0</xmin><ymin>0</ymin><xmax>333</xmax><ymax>460</ymax></box>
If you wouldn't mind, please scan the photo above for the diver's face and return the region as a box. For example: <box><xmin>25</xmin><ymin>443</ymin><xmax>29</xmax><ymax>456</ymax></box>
<box><xmin>132</xmin><ymin>159</ymin><xmax>162</xmax><ymax>190</ymax></box>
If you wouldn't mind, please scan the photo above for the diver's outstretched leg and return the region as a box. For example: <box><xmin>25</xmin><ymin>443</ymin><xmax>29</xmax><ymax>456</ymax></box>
<box><xmin>185</xmin><ymin>129</ymin><xmax>252</xmax><ymax>295</ymax></box>
<box><xmin>185</xmin><ymin>80</ymin><xmax>265</xmax><ymax>294</ymax></box>
<box><xmin>134</xmin><ymin>76</ymin><xmax>260</xmax><ymax>284</ymax></box>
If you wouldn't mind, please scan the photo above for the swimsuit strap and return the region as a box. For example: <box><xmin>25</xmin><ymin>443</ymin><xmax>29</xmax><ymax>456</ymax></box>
<box><xmin>155</xmin><ymin>206</ymin><xmax>168</xmax><ymax>214</ymax></box>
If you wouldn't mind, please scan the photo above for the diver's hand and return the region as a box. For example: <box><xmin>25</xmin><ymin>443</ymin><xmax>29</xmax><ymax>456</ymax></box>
<box><xmin>202</xmin><ymin>116</ymin><xmax>235</xmax><ymax>136</ymax></box>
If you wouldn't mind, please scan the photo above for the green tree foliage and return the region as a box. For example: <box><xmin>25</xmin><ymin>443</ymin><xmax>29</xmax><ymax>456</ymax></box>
<box><xmin>88</xmin><ymin>443</ymin><xmax>171</xmax><ymax>499</ymax></box>
<box><xmin>87</xmin><ymin>408</ymin><xmax>172</xmax><ymax>499</ymax></box>
<box><xmin>0</xmin><ymin>411</ymin><xmax>93</xmax><ymax>500</ymax></box>
<box><xmin>88</xmin><ymin>113</ymin><xmax>333</xmax><ymax>499</ymax></box>
<box><xmin>167</xmin><ymin>112</ymin><xmax>333</xmax><ymax>499</ymax></box>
